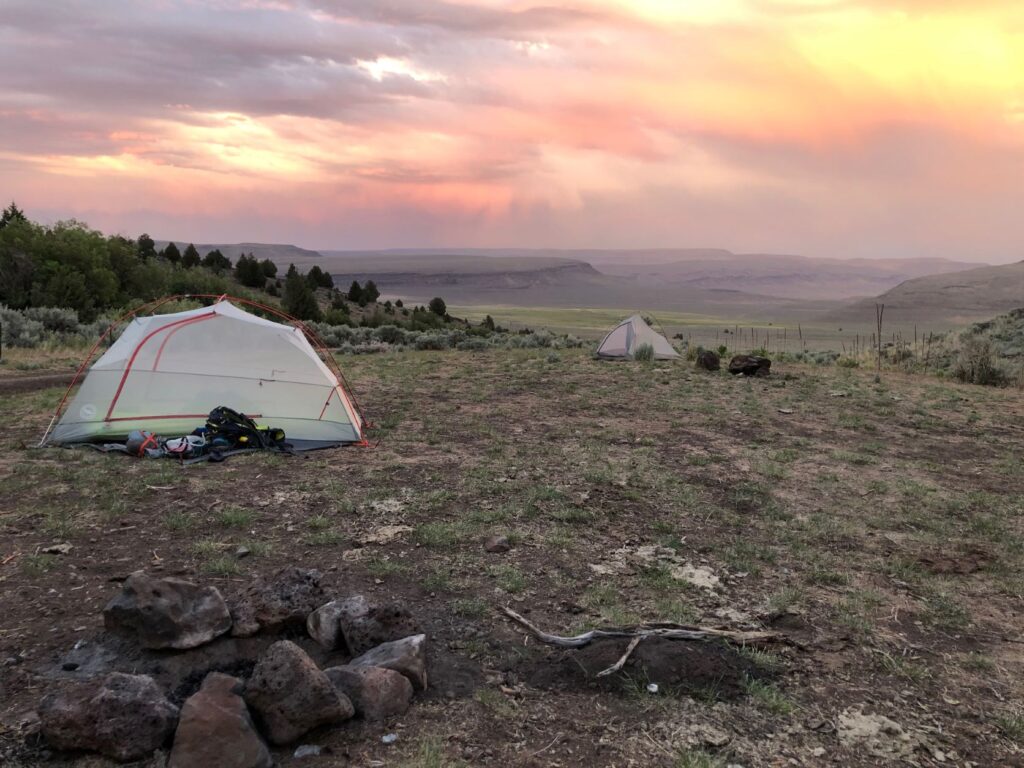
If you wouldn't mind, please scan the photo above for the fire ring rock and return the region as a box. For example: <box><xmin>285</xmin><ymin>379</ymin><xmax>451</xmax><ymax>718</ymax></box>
<box><xmin>103</xmin><ymin>571</ymin><xmax>232</xmax><ymax>650</ymax></box>
<box><xmin>325</xmin><ymin>665</ymin><xmax>414</xmax><ymax>722</ymax></box>
<box><xmin>39</xmin><ymin>672</ymin><xmax>179</xmax><ymax>762</ymax></box>
<box><xmin>243</xmin><ymin>640</ymin><xmax>353</xmax><ymax>745</ymax></box>
<box><xmin>307</xmin><ymin>596</ymin><xmax>419</xmax><ymax>654</ymax></box>
<box><xmin>349</xmin><ymin>634</ymin><xmax>428</xmax><ymax>691</ymax></box>
<box><xmin>169</xmin><ymin>672</ymin><xmax>272</xmax><ymax>768</ymax></box>
<box><xmin>229</xmin><ymin>567</ymin><xmax>324</xmax><ymax>637</ymax></box>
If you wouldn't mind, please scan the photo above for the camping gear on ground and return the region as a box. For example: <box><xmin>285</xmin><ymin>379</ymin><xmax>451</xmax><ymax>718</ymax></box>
<box><xmin>596</xmin><ymin>315</ymin><xmax>681</xmax><ymax>360</ymax></box>
<box><xmin>125</xmin><ymin>430</ymin><xmax>161</xmax><ymax>458</ymax></box>
<box><xmin>42</xmin><ymin>297</ymin><xmax>365</xmax><ymax>451</ymax></box>
<box><xmin>83</xmin><ymin>406</ymin><xmax>292</xmax><ymax>463</ymax></box>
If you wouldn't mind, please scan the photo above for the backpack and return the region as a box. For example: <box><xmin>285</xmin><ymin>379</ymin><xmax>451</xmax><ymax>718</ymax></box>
<box><xmin>205</xmin><ymin>406</ymin><xmax>267</xmax><ymax>449</ymax></box>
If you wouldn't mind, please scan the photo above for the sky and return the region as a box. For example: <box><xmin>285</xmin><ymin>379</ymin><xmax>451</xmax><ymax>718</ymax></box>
<box><xmin>1</xmin><ymin>0</ymin><xmax>1022</xmax><ymax>261</ymax></box>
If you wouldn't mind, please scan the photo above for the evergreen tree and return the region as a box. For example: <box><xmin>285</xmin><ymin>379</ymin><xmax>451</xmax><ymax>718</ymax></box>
<box><xmin>395</xmin><ymin>299</ymin><xmax>404</xmax><ymax>308</ymax></box>
<box><xmin>307</xmin><ymin>265</ymin><xmax>333</xmax><ymax>289</ymax></box>
<box><xmin>482</xmin><ymin>314</ymin><xmax>496</xmax><ymax>331</ymax></box>
<box><xmin>181</xmin><ymin>243</ymin><xmax>201</xmax><ymax>268</ymax></box>
<box><xmin>429</xmin><ymin>297</ymin><xmax>447</xmax><ymax>316</ymax></box>
<box><xmin>202</xmin><ymin>248</ymin><xmax>232</xmax><ymax>274</ymax></box>
<box><xmin>138</xmin><ymin>233</ymin><xmax>156</xmax><ymax>261</ymax></box>
<box><xmin>283</xmin><ymin>270</ymin><xmax>322</xmax><ymax>321</ymax></box>
<box><xmin>234</xmin><ymin>253</ymin><xmax>265</xmax><ymax>287</ymax></box>
<box><xmin>347</xmin><ymin>280</ymin><xmax>362</xmax><ymax>302</ymax></box>
<box><xmin>260</xmin><ymin>258</ymin><xmax>277</xmax><ymax>278</ymax></box>
<box><xmin>0</xmin><ymin>201</ymin><xmax>27</xmax><ymax>230</ymax></box>
<box><xmin>161</xmin><ymin>241</ymin><xmax>181</xmax><ymax>264</ymax></box>
<box><xmin>286</xmin><ymin>263</ymin><xmax>299</xmax><ymax>280</ymax></box>
<box><xmin>362</xmin><ymin>280</ymin><xmax>380</xmax><ymax>303</ymax></box>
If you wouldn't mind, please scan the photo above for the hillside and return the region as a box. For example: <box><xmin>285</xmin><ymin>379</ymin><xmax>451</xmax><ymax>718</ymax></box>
<box><xmin>315</xmin><ymin>248</ymin><xmax>978</xmax><ymax>300</ymax></box>
<box><xmin>155</xmin><ymin>241</ymin><xmax>324</xmax><ymax>265</ymax></box>
<box><xmin>830</xmin><ymin>260</ymin><xmax>1024</xmax><ymax>323</ymax></box>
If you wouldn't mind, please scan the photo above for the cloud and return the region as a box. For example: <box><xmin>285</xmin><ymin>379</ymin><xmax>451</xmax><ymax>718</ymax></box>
<box><xmin>1</xmin><ymin>0</ymin><xmax>1022</xmax><ymax>259</ymax></box>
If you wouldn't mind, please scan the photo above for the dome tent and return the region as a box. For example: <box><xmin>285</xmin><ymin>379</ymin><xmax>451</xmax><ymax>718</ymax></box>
<box><xmin>43</xmin><ymin>296</ymin><xmax>365</xmax><ymax>450</ymax></box>
<box><xmin>596</xmin><ymin>314</ymin><xmax>680</xmax><ymax>360</ymax></box>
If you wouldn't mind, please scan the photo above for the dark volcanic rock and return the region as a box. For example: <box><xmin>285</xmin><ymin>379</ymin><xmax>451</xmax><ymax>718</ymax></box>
<box><xmin>349</xmin><ymin>634</ymin><xmax>428</xmax><ymax>691</ymax></box>
<box><xmin>39</xmin><ymin>672</ymin><xmax>178</xmax><ymax>761</ymax></box>
<box><xmin>243</xmin><ymin>640</ymin><xmax>353</xmax><ymax>745</ymax></box>
<box><xmin>307</xmin><ymin>596</ymin><xmax>419</xmax><ymax>655</ymax></box>
<box><xmin>728</xmin><ymin>354</ymin><xmax>771</xmax><ymax>377</ymax></box>
<box><xmin>229</xmin><ymin>567</ymin><xmax>324</xmax><ymax>637</ymax></box>
<box><xmin>695</xmin><ymin>350</ymin><xmax>721</xmax><ymax>372</ymax></box>
<box><xmin>325</xmin><ymin>665</ymin><xmax>414</xmax><ymax>722</ymax></box>
<box><xmin>169</xmin><ymin>673</ymin><xmax>271</xmax><ymax>768</ymax></box>
<box><xmin>103</xmin><ymin>571</ymin><xmax>232</xmax><ymax>650</ymax></box>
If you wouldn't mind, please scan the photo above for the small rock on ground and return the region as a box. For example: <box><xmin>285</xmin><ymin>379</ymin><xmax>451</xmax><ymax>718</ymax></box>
<box><xmin>484</xmin><ymin>535</ymin><xmax>511</xmax><ymax>553</ymax></box>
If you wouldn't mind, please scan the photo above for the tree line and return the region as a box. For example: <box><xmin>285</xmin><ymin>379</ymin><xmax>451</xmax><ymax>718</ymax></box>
<box><xmin>0</xmin><ymin>202</ymin><xmax>457</xmax><ymax>331</ymax></box>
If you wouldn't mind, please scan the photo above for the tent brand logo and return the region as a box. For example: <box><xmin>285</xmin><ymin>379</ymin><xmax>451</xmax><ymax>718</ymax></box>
<box><xmin>79</xmin><ymin>404</ymin><xmax>96</xmax><ymax>419</ymax></box>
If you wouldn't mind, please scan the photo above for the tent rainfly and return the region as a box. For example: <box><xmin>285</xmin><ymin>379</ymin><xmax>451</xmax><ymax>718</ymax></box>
<box><xmin>44</xmin><ymin>299</ymin><xmax>364</xmax><ymax>450</ymax></box>
<box><xmin>596</xmin><ymin>314</ymin><xmax>680</xmax><ymax>360</ymax></box>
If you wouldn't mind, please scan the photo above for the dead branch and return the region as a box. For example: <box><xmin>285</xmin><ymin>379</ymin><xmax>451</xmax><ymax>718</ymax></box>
<box><xmin>500</xmin><ymin>607</ymin><xmax>782</xmax><ymax>653</ymax></box>
<box><xmin>596</xmin><ymin>635</ymin><xmax>643</xmax><ymax>677</ymax></box>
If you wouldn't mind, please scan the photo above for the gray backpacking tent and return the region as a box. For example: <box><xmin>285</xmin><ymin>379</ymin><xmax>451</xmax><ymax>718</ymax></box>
<box><xmin>596</xmin><ymin>314</ymin><xmax>680</xmax><ymax>360</ymax></box>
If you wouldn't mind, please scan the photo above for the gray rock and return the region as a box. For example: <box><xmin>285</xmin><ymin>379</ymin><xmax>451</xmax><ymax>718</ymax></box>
<box><xmin>325</xmin><ymin>665</ymin><xmax>413</xmax><ymax>721</ymax></box>
<box><xmin>294</xmin><ymin>744</ymin><xmax>322</xmax><ymax>758</ymax></box>
<box><xmin>307</xmin><ymin>596</ymin><xmax>418</xmax><ymax>654</ymax></box>
<box><xmin>169</xmin><ymin>673</ymin><xmax>271</xmax><ymax>768</ymax></box>
<box><xmin>484</xmin><ymin>535</ymin><xmax>511</xmax><ymax>553</ymax></box>
<box><xmin>243</xmin><ymin>640</ymin><xmax>353</xmax><ymax>745</ymax></box>
<box><xmin>349</xmin><ymin>634</ymin><xmax>428</xmax><ymax>691</ymax></box>
<box><xmin>39</xmin><ymin>672</ymin><xmax>178</xmax><ymax>761</ymax></box>
<box><xmin>103</xmin><ymin>571</ymin><xmax>232</xmax><ymax>650</ymax></box>
<box><xmin>229</xmin><ymin>567</ymin><xmax>324</xmax><ymax>637</ymax></box>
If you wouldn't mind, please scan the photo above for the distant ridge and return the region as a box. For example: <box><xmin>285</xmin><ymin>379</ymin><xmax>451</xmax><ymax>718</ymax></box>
<box><xmin>829</xmin><ymin>260</ymin><xmax>1024</xmax><ymax>323</ymax></box>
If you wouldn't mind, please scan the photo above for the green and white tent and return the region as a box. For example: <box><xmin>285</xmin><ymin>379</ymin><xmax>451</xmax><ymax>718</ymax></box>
<box><xmin>596</xmin><ymin>314</ymin><xmax>680</xmax><ymax>360</ymax></box>
<box><xmin>45</xmin><ymin>299</ymin><xmax>364</xmax><ymax>449</ymax></box>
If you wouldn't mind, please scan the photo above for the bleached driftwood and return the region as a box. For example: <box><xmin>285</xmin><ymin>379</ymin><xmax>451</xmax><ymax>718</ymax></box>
<box><xmin>500</xmin><ymin>606</ymin><xmax>782</xmax><ymax>677</ymax></box>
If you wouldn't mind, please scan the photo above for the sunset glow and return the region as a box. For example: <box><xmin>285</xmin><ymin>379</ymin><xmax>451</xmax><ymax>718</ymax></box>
<box><xmin>1</xmin><ymin>0</ymin><xmax>1022</xmax><ymax>258</ymax></box>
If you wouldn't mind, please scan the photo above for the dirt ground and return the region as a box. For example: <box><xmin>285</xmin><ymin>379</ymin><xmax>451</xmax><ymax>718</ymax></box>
<box><xmin>2</xmin><ymin>348</ymin><xmax>1024</xmax><ymax>767</ymax></box>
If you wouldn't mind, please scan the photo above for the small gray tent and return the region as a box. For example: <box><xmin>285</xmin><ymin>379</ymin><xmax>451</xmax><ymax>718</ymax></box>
<box><xmin>596</xmin><ymin>315</ymin><xmax>680</xmax><ymax>360</ymax></box>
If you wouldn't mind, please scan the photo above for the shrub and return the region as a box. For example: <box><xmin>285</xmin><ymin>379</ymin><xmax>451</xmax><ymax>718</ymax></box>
<box><xmin>374</xmin><ymin>325</ymin><xmax>406</xmax><ymax>345</ymax></box>
<box><xmin>0</xmin><ymin>305</ymin><xmax>46</xmax><ymax>347</ymax></box>
<box><xmin>414</xmin><ymin>333</ymin><xmax>450</xmax><ymax>350</ymax></box>
<box><xmin>953</xmin><ymin>337</ymin><xmax>1007</xmax><ymax>386</ymax></box>
<box><xmin>634</xmin><ymin>343</ymin><xmax>654</xmax><ymax>362</ymax></box>
<box><xmin>24</xmin><ymin>306</ymin><xmax>81</xmax><ymax>333</ymax></box>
